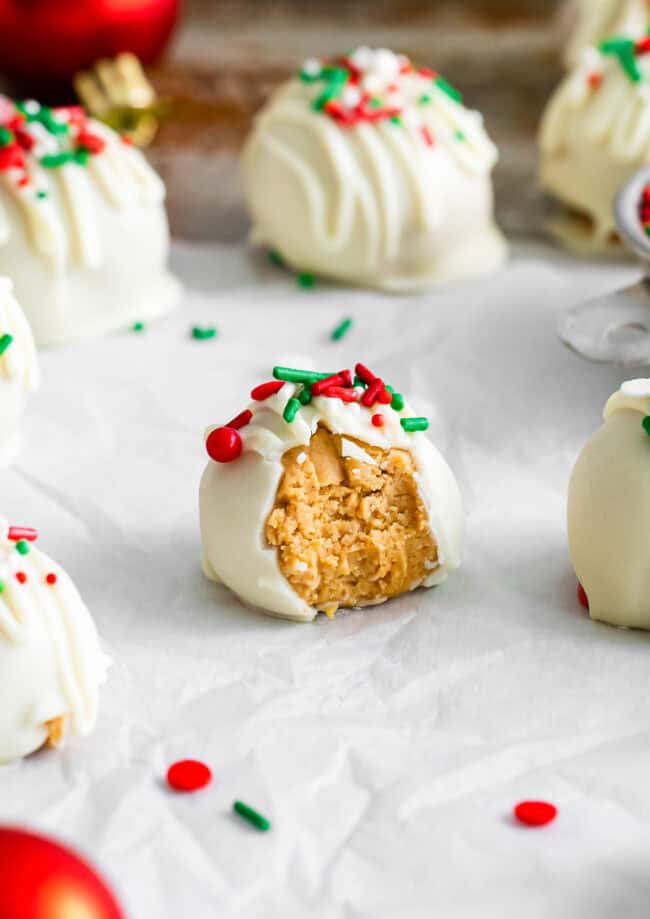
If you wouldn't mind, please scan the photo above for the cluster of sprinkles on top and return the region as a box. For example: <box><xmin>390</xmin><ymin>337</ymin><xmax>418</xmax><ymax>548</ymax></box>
<box><xmin>587</xmin><ymin>30</ymin><xmax>650</xmax><ymax>86</ymax></box>
<box><xmin>0</xmin><ymin>96</ymin><xmax>109</xmax><ymax>200</ymax></box>
<box><xmin>299</xmin><ymin>47</ymin><xmax>463</xmax><ymax>146</ymax></box>
<box><xmin>0</xmin><ymin>526</ymin><xmax>57</xmax><ymax>592</ymax></box>
<box><xmin>205</xmin><ymin>363</ymin><xmax>429</xmax><ymax>464</ymax></box>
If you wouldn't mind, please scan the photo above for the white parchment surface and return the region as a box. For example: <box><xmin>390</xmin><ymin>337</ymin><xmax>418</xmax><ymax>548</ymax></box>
<box><xmin>1</xmin><ymin>241</ymin><xmax>649</xmax><ymax>919</ymax></box>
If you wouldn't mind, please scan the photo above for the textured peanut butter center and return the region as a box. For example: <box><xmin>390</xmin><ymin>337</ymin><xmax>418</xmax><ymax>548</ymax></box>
<box><xmin>265</xmin><ymin>425</ymin><xmax>438</xmax><ymax>614</ymax></box>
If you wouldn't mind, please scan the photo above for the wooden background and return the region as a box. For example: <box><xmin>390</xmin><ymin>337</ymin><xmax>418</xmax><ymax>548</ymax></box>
<box><xmin>148</xmin><ymin>1</ymin><xmax>569</xmax><ymax>239</ymax></box>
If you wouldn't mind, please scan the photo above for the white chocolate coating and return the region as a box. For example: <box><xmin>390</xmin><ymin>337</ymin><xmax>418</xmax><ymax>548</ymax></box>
<box><xmin>0</xmin><ymin>278</ymin><xmax>39</xmax><ymax>466</ymax></box>
<box><xmin>0</xmin><ymin>519</ymin><xmax>109</xmax><ymax>763</ymax></box>
<box><xmin>0</xmin><ymin>100</ymin><xmax>180</xmax><ymax>346</ymax></box>
<box><xmin>200</xmin><ymin>382</ymin><xmax>463</xmax><ymax>622</ymax></box>
<box><xmin>568</xmin><ymin>379</ymin><xmax>650</xmax><ymax>630</ymax></box>
<box><xmin>540</xmin><ymin>42</ymin><xmax>650</xmax><ymax>244</ymax></box>
<box><xmin>242</xmin><ymin>48</ymin><xmax>507</xmax><ymax>290</ymax></box>
<box><xmin>564</xmin><ymin>0</ymin><xmax>650</xmax><ymax>67</ymax></box>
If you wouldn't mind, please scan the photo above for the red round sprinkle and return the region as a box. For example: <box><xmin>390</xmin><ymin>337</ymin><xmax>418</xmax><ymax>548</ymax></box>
<box><xmin>206</xmin><ymin>426</ymin><xmax>242</xmax><ymax>463</ymax></box>
<box><xmin>167</xmin><ymin>759</ymin><xmax>212</xmax><ymax>792</ymax></box>
<box><xmin>577</xmin><ymin>583</ymin><xmax>589</xmax><ymax>610</ymax></box>
<box><xmin>371</xmin><ymin>413</ymin><xmax>384</xmax><ymax>427</ymax></box>
<box><xmin>15</xmin><ymin>572</ymin><xmax>26</xmax><ymax>584</ymax></box>
<box><xmin>251</xmin><ymin>380</ymin><xmax>284</xmax><ymax>401</ymax></box>
<box><xmin>513</xmin><ymin>800</ymin><xmax>557</xmax><ymax>827</ymax></box>
<box><xmin>45</xmin><ymin>573</ymin><xmax>57</xmax><ymax>585</ymax></box>
<box><xmin>587</xmin><ymin>72</ymin><xmax>603</xmax><ymax>89</ymax></box>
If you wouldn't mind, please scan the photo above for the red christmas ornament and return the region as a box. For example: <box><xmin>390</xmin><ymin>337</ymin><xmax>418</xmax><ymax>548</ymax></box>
<box><xmin>0</xmin><ymin>827</ymin><xmax>124</xmax><ymax>918</ymax></box>
<box><xmin>206</xmin><ymin>426</ymin><xmax>242</xmax><ymax>463</ymax></box>
<box><xmin>0</xmin><ymin>0</ymin><xmax>181</xmax><ymax>91</ymax></box>
<box><xmin>513</xmin><ymin>800</ymin><xmax>557</xmax><ymax>827</ymax></box>
<box><xmin>167</xmin><ymin>759</ymin><xmax>212</xmax><ymax>792</ymax></box>
<box><xmin>577</xmin><ymin>583</ymin><xmax>589</xmax><ymax>610</ymax></box>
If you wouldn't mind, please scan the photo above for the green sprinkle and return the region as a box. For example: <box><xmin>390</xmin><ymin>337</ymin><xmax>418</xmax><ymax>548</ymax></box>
<box><xmin>298</xmin><ymin>387</ymin><xmax>312</xmax><ymax>405</ymax></box>
<box><xmin>74</xmin><ymin>147</ymin><xmax>91</xmax><ymax>166</ymax></box>
<box><xmin>283</xmin><ymin>397</ymin><xmax>301</xmax><ymax>423</ymax></box>
<box><xmin>40</xmin><ymin>152</ymin><xmax>75</xmax><ymax>169</ymax></box>
<box><xmin>36</xmin><ymin>191</ymin><xmax>48</xmax><ymax>200</ymax></box>
<box><xmin>297</xmin><ymin>272</ymin><xmax>315</xmax><ymax>289</ymax></box>
<box><xmin>353</xmin><ymin>375</ymin><xmax>365</xmax><ymax>388</ymax></box>
<box><xmin>645</xmin><ymin>225</ymin><xmax>650</xmax><ymax>237</ymax></box>
<box><xmin>273</xmin><ymin>367</ymin><xmax>334</xmax><ymax>384</ymax></box>
<box><xmin>385</xmin><ymin>384</ymin><xmax>395</xmax><ymax>394</ymax></box>
<box><xmin>419</xmin><ymin>93</ymin><xmax>432</xmax><ymax>105</ymax></box>
<box><xmin>455</xmin><ymin>130</ymin><xmax>466</xmax><ymax>142</ymax></box>
<box><xmin>391</xmin><ymin>392</ymin><xmax>405</xmax><ymax>411</ymax></box>
<box><xmin>268</xmin><ymin>249</ymin><xmax>284</xmax><ymax>267</ymax></box>
<box><xmin>643</xmin><ymin>415</ymin><xmax>650</xmax><ymax>437</ymax></box>
<box><xmin>0</xmin><ymin>333</ymin><xmax>13</xmax><ymax>356</ymax></box>
<box><xmin>299</xmin><ymin>66</ymin><xmax>322</xmax><ymax>83</ymax></box>
<box><xmin>600</xmin><ymin>37</ymin><xmax>641</xmax><ymax>82</ymax></box>
<box><xmin>401</xmin><ymin>417</ymin><xmax>429</xmax><ymax>432</ymax></box>
<box><xmin>0</xmin><ymin>127</ymin><xmax>13</xmax><ymax>147</ymax></box>
<box><xmin>331</xmin><ymin>317</ymin><xmax>353</xmax><ymax>341</ymax></box>
<box><xmin>233</xmin><ymin>800</ymin><xmax>271</xmax><ymax>832</ymax></box>
<box><xmin>191</xmin><ymin>326</ymin><xmax>217</xmax><ymax>340</ymax></box>
<box><xmin>435</xmin><ymin>76</ymin><xmax>463</xmax><ymax>103</ymax></box>
<box><xmin>132</xmin><ymin>321</ymin><xmax>145</xmax><ymax>332</ymax></box>
<box><xmin>321</xmin><ymin>66</ymin><xmax>348</xmax><ymax>82</ymax></box>
<box><xmin>0</xmin><ymin>581</ymin><xmax>4</xmax><ymax>593</ymax></box>
<box><xmin>369</xmin><ymin>97</ymin><xmax>383</xmax><ymax>109</ymax></box>
<box><xmin>390</xmin><ymin>116</ymin><xmax>402</xmax><ymax>126</ymax></box>
<box><xmin>15</xmin><ymin>540</ymin><xmax>30</xmax><ymax>556</ymax></box>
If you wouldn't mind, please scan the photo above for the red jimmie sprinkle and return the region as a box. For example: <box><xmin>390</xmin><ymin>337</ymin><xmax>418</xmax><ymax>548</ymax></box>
<box><xmin>77</xmin><ymin>132</ymin><xmax>106</xmax><ymax>155</ymax></box>
<box><xmin>206</xmin><ymin>427</ymin><xmax>242</xmax><ymax>463</ymax></box>
<box><xmin>338</xmin><ymin>369</ymin><xmax>352</xmax><ymax>387</ymax></box>
<box><xmin>323</xmin><ymin>385</ymin><xmax>359</xmax><ymax>402</ymax></box>
<box><xmin>7</xmin><ymin>527</ymin><xmax>38</xmax><ymax>542</ymax></box>
<box><xmin>311</xmin><ymin>373</ymin><xmax>345</xmax><ymax>396</ymax></box>
<box><xmin>251</xmin><ymin>380</ymin><xmax>284</xmax><ymax>401</ymax></box>
<box><xmin>577</xmin><ymin>583</ymin><xmax>589</xmax><ymax>610</ymax></box>
<box><xmin>226</xmin><ymin>409</ymin><xmax>253</xmax><ymax>430</ymax></box>
<box><xmin>15</xmin><ymin>572</ymin><xmax>26</xmax><ymax>584</ymax></box>
<box><xmin>355</xmin><ymin>363</ymin><xmax>377</xmax><ymax>385</ymax></box>
<box><xmin>377</xmin><ymin>387</ymin><xmax>392</xmax><ymax>405</ymax></box>
<box><xmin>45</xmin><ymin>573</ymin><xmax>57</xmax><ymax>585</ymax></box>
<box><xmin>513</xmin><ymin>801</ymin><xmax>557</xmax><ymax>827</ymax></box>
<box><xmin>636</xmin><ymin>36</ymin><xmax>650</xmax><ymax>54</ymax></box>
<box><xmin>167</xmin><ymin>759</ymin><xmax>212</xmax><ymax>793</ymax></box>
<box><xmin>421</xmin><ymin>125</ymin><xmax>435</xmax><ymax>146</ymax></box>
<box><xmin>361</xmin><ymin>378</ymin><xmax>385</xmax><ymax>407</ymax></box>
<box><xmin>371</xmin><ymin>413</ymin><xmax>385</xmax><ymax>427</ymax></box>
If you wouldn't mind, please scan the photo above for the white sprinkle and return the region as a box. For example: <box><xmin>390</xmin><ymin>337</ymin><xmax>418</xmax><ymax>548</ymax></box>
<box><xmin>302</xmin><ymin>58</ymin><xmax>321</xmax><ymax>77</ymax></box>
<box><xmin>294</xmin><ymin>561</ymin><xmax>308</xmax><ymax>572</ymax></box>
<box><xmin>342</xmin><ymin>85</ymin><xmax>362</xmax><ymax>108</ymax></box>
<box><xmin>621</xmin><ymin>379</ymin><xmax>650</xmax><ymax>398</ymax></box>
<box><xmin>296</xmin><ymin>451</ymin><xmax>307</xmax><ymax>465</ymax></box>
<box><xmin>350</xmin><ymin>46</ymin><xmax>373</xmax><ymax>70</ymax></box>
<box><xmin>424</xmin><ymin>559</ymin><xmax>438</xmax><ymax>570</ymax></box>
<box><xmin>23</xmin><ymin>100</ymin><xmax>40</xmax><ymax>115</ymax></box>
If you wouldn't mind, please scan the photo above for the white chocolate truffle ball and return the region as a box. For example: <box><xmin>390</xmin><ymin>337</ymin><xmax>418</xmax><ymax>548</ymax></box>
<box><xmin>540</xmin><ymin>36</ymin><xmax>650</xmax><ymax>247</ymax></box>
<box><xmin>199</xmin><ymin>367</ymin><xmax>463</xmax><ymax>622</ymax></box>
<box><xmin>567</xmin><ymin>379</ymin><xmax>650</xmax><ymax>630</ymax></box>
<box><xmin>242</xmin><ymin>49</ymin><xmax>507</xmax><ymax>291</ymax></box>
<box><xmin>0</xmin><ymin>97</ymin><xmax>180</xmax><ymax>346</ymax></box>
<box><xmin>0</xmin><ymin>520</ymin><xmax>109</xmax><ymax>763</ymax></box>
<box><xmin>0</xmin><ymin>278</ymin><xmax>39</xmax><ymax>466</ymax></box>
<box><xmin>564</xmin><ymin>0</ymin><xmax>650</xmax><ymax>68</ymax></box>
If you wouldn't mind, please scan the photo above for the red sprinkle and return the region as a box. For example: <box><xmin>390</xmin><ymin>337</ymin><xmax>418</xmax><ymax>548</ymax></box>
<box><xmin>45</xmin><ymin>573</ymin><xmax>57</xmax><ymax>585</ymax></box>
<box><xmin>577</xmin><ymin>583</ymin><xmax>589</xmax><ymax>610</ymax></box>
<box><xmin>15</xmin><ymin>572</ymin><xmax>26</xmax><ymax>584</ymax></box>
<box><xmin>0</xmin><ymin>143</ymin><xmax>25</xmax><ymax>171</ymax></box>
<box><xmin>167</xmin><ymin>759</ymin><xmax>212</xmax><ymax>793</ymax></box>
<box><xmin>377</xmin><ymin>387</ymin><xmax>392</xmax><ymax>405</ymax></box>
<box><xmin>77</xmin><ymin>132</ymin><xmax>106</xmax><ymax>154</ymax></box>
<box><xmin>587</xmin><ymin>72</ymin><xmax>603</xmax><ymax>89</ymax></box>
<box><xmin>421</xmin><ymin>125</ymin><xmax>435</xmax><ymax>147</ymax></box>
<box><xmin>361</xmin><ymin>378</ymin><xmax>385</xmax><ymax>407</ymax></box>
<box><xmin>513</xmin><ymin>801</ymin><xmax>557</xmax><ymax>827</ymax></box>
<box><xmin>311</xmin><ymin>373</ymin><xmax>344</xmax><ymax>396</ymax></box>
<box><xmin>371</xmin><ymin>413</ymin><xmax>385</xmax><ymax>427</ymax></box>
<box><xmin>251</xmin><ymin>380</ymin><xmax>284</xmax><ymax>401</ymax></box>
<box><xmin>338</xmin><ymin>369</ymin><xmax>353</xmax><ymax>388</ymax></box>
<box><xmin>206</xmin><ymin>427</ymin><xmax>242</xmax><ymax>463</ymax></box>
<box><xmin>226</xmin><ymin>409</ymin><xmax>253</xmax><ymax>430</ymax></box>
<box><xmin>636</xmin><ymin>36</ymin><xmax>650</xmax><ymax>54</ymax></box>
<box><xmin>323</xmin><ymin>385</ymin><xmax>359</xmax><ymax>402</ymax></box>
<box><xmin>355</xmin><ymin>363</ymin><xmax>377</xmax><ymax>385</ymax></box>
<box><xmin>7</xmin><ymin>527</ymin><xmax>38</xmax><ymax>542</ymax></box>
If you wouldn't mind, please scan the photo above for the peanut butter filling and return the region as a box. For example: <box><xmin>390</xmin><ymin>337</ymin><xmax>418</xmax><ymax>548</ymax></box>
<box><xmin>265</xmin><ymin>425</ymin><xmax>438</xmax><ymax>615</ymax></box>
<box><xmin>45</xmin><ymin>716</ymin><xmax>65</xmax><ymax>748</ymax></box>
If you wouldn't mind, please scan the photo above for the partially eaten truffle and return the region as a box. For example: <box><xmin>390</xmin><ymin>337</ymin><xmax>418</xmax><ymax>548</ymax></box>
<box><xmin>200</xmin><ymin>364</ymin><xmax>463</xmax><ymax>622</ymax></box>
